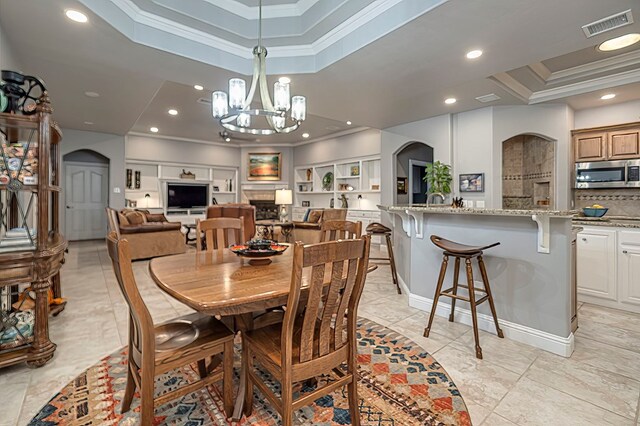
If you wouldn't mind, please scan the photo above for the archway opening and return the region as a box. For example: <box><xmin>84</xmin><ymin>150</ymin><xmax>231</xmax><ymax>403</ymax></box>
<box><xmin>502</xmin><ymin>134</ymin><xmax>556</xmax><ymax>210</ymax></box>
<box><xmin>394</xmin><ymin>142</ymin><xmax>434</xmax><ymax>204</ymax></box>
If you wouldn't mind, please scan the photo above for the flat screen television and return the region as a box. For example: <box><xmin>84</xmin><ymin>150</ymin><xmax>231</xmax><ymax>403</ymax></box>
<box><xmin>167</xmin><ymin>184</ymin><xmax>208</xmax><ymax>209</ymax></box>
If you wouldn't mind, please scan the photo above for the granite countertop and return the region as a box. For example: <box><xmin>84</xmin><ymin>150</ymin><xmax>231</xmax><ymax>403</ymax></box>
<box><xmin>572</xmin><ymin>215</ymin><xmax>640</xmax><ymax>229</ymax></box>
<box><xmin>380</xmin><ymin>205</ymin><xmax>576</xmax><ymax>218</ymax></box>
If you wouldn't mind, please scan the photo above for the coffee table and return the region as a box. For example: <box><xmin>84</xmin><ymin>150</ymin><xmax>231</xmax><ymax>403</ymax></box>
<box><xmin>255</xmin><ymin>220</ymin><xmax>294</xmax><ymax>242</ymax></box>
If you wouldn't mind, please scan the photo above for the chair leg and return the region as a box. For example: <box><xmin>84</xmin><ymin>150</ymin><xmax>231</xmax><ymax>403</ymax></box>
<box><xmin>347</xmin><ymin>349</ymin><xmax>361</xmax><ymax>426</ymax></box>
<box><xmin>449</xmin><ymin>257</ymin><xmax>460</xmax><ymax>322</ymax></box>
<box><xmin>140</xmin><ymin>373</ymin><xmax>155</xmax><ymax>425</ymax></box>
<box><xmin>242</xmin><ymin>346</ymin><xmax>254</xmax><ymax>417</ymax></box>
<box><xmin>197</xmin><ymin>359</ymin><xmax>208</xmax><ymax>379</ymax></box>
<box><xmin>223</xmin><ymin>341</ymin><xmax>234</xmax><ymax>418</ymax></box>
<box><xmin>478</xmin><ymin>256</ymin><xmax>504</xmax><ymax>338</ymax></box>
<box><xmin>121</xmin><ymin>362</ymin><xmax>136</xmax><ymax>414</ymax></box>
<box><xmin>424</xmin><ymin>255</ymin><xmax>448</xmax><ymax>338</ymax></box>
<box><xmin>281</xmin><ymin>376</ymin><xmax>293</xmax><ymax>426</ymax></box>
<box><xmin>386</xmin><ymin>234</ymin><xmax>401</xmax><ymax>294</ymax></box>
<box><xmin>465</xmin><ymin>259</ymin><xmax>482</xmax><ymax>359</ymax></box>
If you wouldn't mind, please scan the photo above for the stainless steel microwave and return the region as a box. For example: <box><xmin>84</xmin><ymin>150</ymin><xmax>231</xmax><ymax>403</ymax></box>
<box><xmin>575</xmin><ymin>159</ymin><xmax>640</xmax><ymax>189</ymax></box>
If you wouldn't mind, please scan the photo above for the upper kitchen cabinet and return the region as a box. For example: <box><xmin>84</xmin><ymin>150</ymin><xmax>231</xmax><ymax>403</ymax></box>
<box><xmin>608</xmin><ymin>129</ymin><xmax>640</xmax><ymax>160</ymax></box>
<box><xmin>573</xmin><ymin>122</ymin><xmax>640</xmax><ymax>162</ymax></box>
<box><xmin>574</xmin><ymin>131</ymin><xmax>607</xmax><ymax>162</ymax></box>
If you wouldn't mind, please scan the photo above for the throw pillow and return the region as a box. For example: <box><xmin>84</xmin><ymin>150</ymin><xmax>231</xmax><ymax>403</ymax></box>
<box><xmin>125</xmin><ymin>211</ymin><xmax>146</xmax><ymax>225</ymax></box>
<box><xmin>308</xmin><ymin>210</ymin><xmax>322</xmax><ymax>223</ymax></box>
<box><xmin>118</xmin><ymin>212</ymin><xmax>129</xmax><ymax>226</ymax></box>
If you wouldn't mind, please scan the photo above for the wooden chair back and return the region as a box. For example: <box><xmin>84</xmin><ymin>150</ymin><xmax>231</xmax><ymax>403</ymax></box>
<box><xmin>283</xmin><ymin>236</ymin><xmax>371</xmax><ymax>365</ymax></box>
<box><xmin>106</xmin><ymin>208</ymin><xmax>121</xmax><ymax>237</ymax></box>
<box><xmin>320</xmin><ymin>220</ymin><xmax>362</xmax><ymax>242</ymax></box>
<box><xmin>106</xmin><ymin>232</ymin><xmax>154</xmax><ymax>365</ymax></box>
<box><xmin>196</xmin><ymin>217</ymin><xmax>245</xmax><ymax>251</ymax></box>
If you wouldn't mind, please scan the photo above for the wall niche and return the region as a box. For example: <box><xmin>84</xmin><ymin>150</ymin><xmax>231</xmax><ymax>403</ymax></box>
<box><xmin>502</xmin><ymin>134</ymin><xmax>555</xmax><ymax>210</ymax></box>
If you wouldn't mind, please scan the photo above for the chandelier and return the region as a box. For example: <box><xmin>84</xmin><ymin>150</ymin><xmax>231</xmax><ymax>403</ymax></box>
<box><xmin>211</xmin><ymin>0</ymin><xmax>306</xmax><ymax>135</ymax></box>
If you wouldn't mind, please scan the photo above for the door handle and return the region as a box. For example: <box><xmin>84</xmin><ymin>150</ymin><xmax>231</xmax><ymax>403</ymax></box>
<box><xmin>581</xmin><ymin>237</ymin><xmax>587</xmax><ymax>242</ymax></box>
<box><xmin>623</xmin><ymin>250</ymin><xmax>628</xmax><ymax>254</ymax></box>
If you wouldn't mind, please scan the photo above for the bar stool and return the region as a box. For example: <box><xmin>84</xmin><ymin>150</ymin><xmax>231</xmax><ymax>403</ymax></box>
<box><xmin>424</xmin><ymin>235</ymin><xmax>503</xmax><ymax>359</ymax></box>
<box><xmin>366</xmin><ymin>222</ymin><xmax>401</xmax><ymax>294</ymax></box>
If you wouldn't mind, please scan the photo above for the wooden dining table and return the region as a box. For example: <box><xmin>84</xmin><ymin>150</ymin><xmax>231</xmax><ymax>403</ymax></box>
<box><xmin>149</xmin><ymin>247</ymin><xmax>298</xmax><ymax>420</ymax></box>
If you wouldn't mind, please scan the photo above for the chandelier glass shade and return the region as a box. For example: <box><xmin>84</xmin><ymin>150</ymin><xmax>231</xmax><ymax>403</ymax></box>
<box><xmin>211</xmin><ymin>1</ymin><xmax>306</xmax><ymax>136</ymax></box>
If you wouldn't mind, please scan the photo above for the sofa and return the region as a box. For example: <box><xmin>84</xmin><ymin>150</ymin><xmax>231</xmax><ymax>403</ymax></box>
<box><xmin>206</xmin><ymin>204</ymin><xmax>256</xmax><ymax>241</ymax></box>
<box><xmin>106</xmin><ymin>208</ymin><xmax>187</xmax><ymax>260</ymax></box>
<box><xmin>292</xmin><ymin>209</ymin><xmax>347</xmax><ymax>244</ymax></box>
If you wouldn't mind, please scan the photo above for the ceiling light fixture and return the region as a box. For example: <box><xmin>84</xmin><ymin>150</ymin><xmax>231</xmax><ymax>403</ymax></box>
<box><xmin>466</xmin><ymin>49</ymin><xmax>483</xmax><ymax>59</ymax></box>
<box><xmin>150</xmin><ymin>127</ymin><xmax>159</xmax><ymax>133</ymax></box>
<box><xmin>211</xmin><ymin>0</ymin><xmax>306</xmax><ymax>136</ymax></box>
<box><xmin>83</xmin><ymin>121</ymin><xmax>94</xmax><ymax>125</ymax></box>
<box><xmin>84</xmin><ymin>91</ymin><xmax>100</xmax><ymax>98</ymax></box>
<box><xmin>65</xmin><ymin>9</ymin><xmax>88</xmax><ymax>23</ymax></box>
<box><xmin>598</xmin><ymin>33</ymin><xmax>640</xmax><ymax>51</ymax></box>
<box><xmin>194</xmin><ymin>84</ymin><xmax>204</xmax><ymax>91</ymax></box>
<box><xmin>346</xmin><ymin>121</ymin><xmax>352</xmax><ymax>125</ymax></box>
<box><xmin>278</xmin><ymin>77</ymin><xmax>291</xmax><ymax>84</ymax></box>
<box><xmin>302</xmin><ymin>133</ymin><xmax>310</xmax><ymax>138</ymax></box>
<box><xmin>444</xmin><ymin>98</ymin><xmax>457</xmax><ymax>104</ymax></box>
<box><xmin>168</xmin><ymin>109</ymin><xmax>178</xmax><ymax>116</ymax></box>
<box><xmin>600</xmin><ymin>93</ymin><xmax>616</xmax><ymax>100</ymax></box>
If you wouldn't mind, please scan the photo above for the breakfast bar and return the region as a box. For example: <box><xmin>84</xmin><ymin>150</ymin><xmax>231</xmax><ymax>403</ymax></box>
<box><xmin>379</xmin><ymin>205</ymin><xmax>577</xmax><ymax>356</ymax></box>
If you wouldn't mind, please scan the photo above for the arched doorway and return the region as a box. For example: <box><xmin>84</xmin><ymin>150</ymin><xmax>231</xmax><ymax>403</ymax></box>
<box><xmin>394</xmin><ymin>142</ymin><xmax>434</xmax><ymax>204</ymax></box>
<box><xmin>63</xmin><ymin>149</ymin><xmax>110</xmax><ymax>240</ymax></box>
<box><xmin>502</xmin><ymin>134</ymin><xmax>555</xmax><ymax>210</ymax></box>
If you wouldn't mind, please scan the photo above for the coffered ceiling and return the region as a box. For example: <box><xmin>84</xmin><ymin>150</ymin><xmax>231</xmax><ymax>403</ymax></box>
<box><xmin>1</xmin><ymin>0</ymin><xmax>639</xmax><ymax>145</ymax></box>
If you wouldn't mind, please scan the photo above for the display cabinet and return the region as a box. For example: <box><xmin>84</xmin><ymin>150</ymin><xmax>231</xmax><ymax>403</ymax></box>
<box><xmin>0</xmin><ymin>92</ymin><xmax>67</xmax><ymax>368</ymax></box>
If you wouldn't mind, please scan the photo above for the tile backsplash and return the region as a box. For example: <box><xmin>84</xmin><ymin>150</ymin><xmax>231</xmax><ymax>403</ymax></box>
<box><xmin>574</xmin><ymin>189</ymin><xmax>640</xmax><ymax>217</ymax></box>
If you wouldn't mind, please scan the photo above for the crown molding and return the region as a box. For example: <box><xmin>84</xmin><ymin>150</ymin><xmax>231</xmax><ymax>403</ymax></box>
<box><xmin>200</xmin><ymin>0</ymin><xmax>319</xmax><ymax>19</ymax></box>
<box><xmin>545</xmin><ymin>49</ymin><xmax>640</xmax><ymax>86</ymax></box>
<box><xmin>529</xmin><ymin>67</ymin><xmax>640</xmax><ymax>104</ymax></box>
<box><xmin>527</xmin><ymin>62</ymin><xmax>551</xmax><ymax>85</ymax></box>
<box><xmin>127</xmin><ymin>131</ymin><xmax>242</xmax><ymax>148</ymax></box>
<box><xmin>489</xmin><ymin>72</ymin><xmax>533</xmax><ymax>103</ymax></box>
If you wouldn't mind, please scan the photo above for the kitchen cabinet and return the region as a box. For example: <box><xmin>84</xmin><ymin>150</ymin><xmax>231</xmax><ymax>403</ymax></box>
<box><xmin>574</xmin><ymin>132</ymin><xmax>607</xmax><ymax>162</ymax></box>
<box><xmin>577</xmin><ymin>228</ymin><xmax>617</xmax><ymax>301</ymax></box>
<box><xmin>619</xmin><ymin>231</ymin><xmax>640</xmax><ymax>307</ymax></box>
<box><xmin>608</xmin><ymin>129</ymin><xmax>640</xmax><ymax>160</ymax></box>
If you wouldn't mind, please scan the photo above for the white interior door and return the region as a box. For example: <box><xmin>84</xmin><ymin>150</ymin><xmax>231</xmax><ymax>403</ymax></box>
<box><xmin>65</xmin><ymin>162</ymin><xmax>109</xmax><ymax>240</ymax></box>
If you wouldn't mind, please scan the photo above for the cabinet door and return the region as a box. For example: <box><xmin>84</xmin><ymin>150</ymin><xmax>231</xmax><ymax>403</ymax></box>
<box><xmin>574</xmin><ymin>132</ymin><xmax>607</xmax><ymax>162</ymax></box>
<box><xmin>619</xmin><ymin>231</ymin><xmax>640</xmax><ymax>306</ymax></box>
<box><xmin>608</xmin><ymin>130</ymin><xmax>640</xmax><ymax>160</ymax></box>
<box><xmin>577</xmin><ymin>229</ymin><xmax>617</xmax><ymax>300</ymax></box>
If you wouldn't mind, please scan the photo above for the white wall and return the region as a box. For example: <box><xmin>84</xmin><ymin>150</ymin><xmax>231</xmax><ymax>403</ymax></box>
<box><xmin>60</xmin><ymin>129</ymin><xmax>126</xmax><ymax>234</ymax></box>
<box><xmin>126</xmin><ymin>135</ymin><xmax>240</xmax><ymax>167</ymax></box>
<box><xmin>574</xmin><ymin>99</ymin><xmax>640</xmax><ymax>129</ymax></box>
<box><xmin>0</xmin><ymin>20</ymin><xmax>21</xmax><ymax>71</ymax></box>
<box><xmin>293</xmin><ymin>129</ymin><xmax>381</xmax><ymax>166</ymax></box>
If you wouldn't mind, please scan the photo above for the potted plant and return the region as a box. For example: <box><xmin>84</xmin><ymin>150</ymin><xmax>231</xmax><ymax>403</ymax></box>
<box><xmin>423</xmin><ymin>161</ymin><xmax>452</xmax><ymax>204</ymax></box>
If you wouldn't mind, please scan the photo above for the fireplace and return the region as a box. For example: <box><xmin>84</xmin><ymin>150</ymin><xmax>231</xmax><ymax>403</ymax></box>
<box><xmin>250</xmin><ymin>200</ymin><xmax>278</xmax><ymax>220</ymax></box>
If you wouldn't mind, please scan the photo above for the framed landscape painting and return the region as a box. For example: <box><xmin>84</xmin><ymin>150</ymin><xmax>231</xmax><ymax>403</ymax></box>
<box><xmin>248</xmin><ymin>152</ymin><xmax>282</xmax><ymax>181</ymax></box>
<box><xmin>459</xmin><ymin>173</ymin><xmax>484</xmax><ymax>192</ymax></box>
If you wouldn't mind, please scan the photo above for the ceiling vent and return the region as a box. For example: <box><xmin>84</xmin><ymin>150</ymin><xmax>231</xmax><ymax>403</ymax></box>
<box><xmin>475</xmin><ymin>93</ymin><xmax>501</xmax><ymax>103</ymax></box>
<box><xmin>582</xmin><ymin>10</ymin><xmax>633</xmax><ymax>38</ymax></box>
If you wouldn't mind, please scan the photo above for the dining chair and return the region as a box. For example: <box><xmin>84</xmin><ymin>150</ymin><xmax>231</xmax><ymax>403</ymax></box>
<box><xmin>196</xmin><ymin>217</ymin><xmax>245</xmax><ymax>251</ymax></box>
<box><xmin>106</xmin><ymin>232</ymin><xmax>235</xmax><ymax>423</ymax></box>
<box><xmin>319</xmin><ymin>220</ymin><xmax>362</xmax><ymax>242</ymax></box>
<box><xmin>242</xmin><ymin>235</ymin><xmax>372</xmax><ymax>426</ymax></box>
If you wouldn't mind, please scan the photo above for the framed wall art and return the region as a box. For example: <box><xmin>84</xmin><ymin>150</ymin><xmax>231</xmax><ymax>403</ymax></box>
<box><xmin>247</xmin><ymin>152</ymin><xmax>282</xmax><ymax>181</ymax></box>
<box><xmin>459</xmin><ymin>173</ymin><xmax>484</xmax><ymax>192</ymax></box>
<box><xmin>397</xmin><ymin>177</ymin><xmax>407</xmax><ymax>194</ymax></box>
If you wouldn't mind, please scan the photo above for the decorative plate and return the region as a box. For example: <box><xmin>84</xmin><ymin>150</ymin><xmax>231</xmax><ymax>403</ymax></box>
<box><xmin>230</xmin><ymin>242</ymin><xmax>288</xmax><ymax>258</ymax></box>
<box><xmin>322</xmin><ymin>171</ymin><xmax>334</xmax><ymax>191</ymax></box>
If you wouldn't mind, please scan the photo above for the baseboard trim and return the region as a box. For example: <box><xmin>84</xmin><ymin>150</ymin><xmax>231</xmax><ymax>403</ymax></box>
<box><xmin>578</xmin><ymin>294</ymin><xmax>640</xmax><ymax>314</ymax></box>
<box><xmin>401</xmin><ymin>279</ymin><xmax>574</xmax><ymax>357</ymax></box>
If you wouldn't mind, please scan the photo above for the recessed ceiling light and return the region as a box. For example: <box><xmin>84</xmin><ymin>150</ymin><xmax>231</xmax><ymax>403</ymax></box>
<box><xmin>225</xmin><ymin>137</ymin><xmax>231</xmax><ymax>142</ymax></box>
<box><xmin>84</xmin><ymin>91</ymin><xmax>100</xmax><ymax>98</ymax></box>
<box><xmin>168</xmin><ymin>109</ymin><xmax>178</xmax><ymax>116</ymax></box>
<box><xmin>601</xmin><ymin>93</ymin><xmax>616</xmax><ymax>100</ymax></box>
<box><xmin>150</xmin><ymin>127</ymin><xmax>159</xmax><ymax>133</ymax></box>
<box><xmin>193</xmin><ymin>84</ymin><xmax>204</xmax><ymax>91</ymax></box>
<box><xmin>598</xmin><ymin>33</ymin><xmax>640</xmax><ymax>51</ymax></box>
<box><xmin>302</xmin><ymin>133</ymin><xmax>310</xmax><ymax>138</ymax></box>
<box><xmin>279</xmin><ymin>77</ymin><xmax>291</xmax><ymax>84</ymax></box>
<box><xmin>466</xmin><ymin>49</ymin><xmax>483</xmax><ymax>59</ymax></box>
<box><xmin>444</xmin><ymin>98</ymin><xmax>457</xmax><ymax>104</ymax></box>
<box><xmin>346</xmin><ymin>121</ymin><xmax>352</xmax><ymax>125</ymax></box>
<box><xmin>83</xmin><ymin>121</ymin><xmax>94</xmax><ymax>125</ymax></box>
<box><xmin>65</xmin><ymin>9</ymin><xmax>88</xmax><ymax>23</ymax></box>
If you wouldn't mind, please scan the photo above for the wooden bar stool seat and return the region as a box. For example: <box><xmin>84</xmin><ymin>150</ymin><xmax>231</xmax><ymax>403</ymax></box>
<box><xmin>424</xmin><ymin>235</ymin><xmax>503</xmax><ymax>359</ymax></box>
<box><xmin>366</xmin><ymin>222</ymin><xmax>401</xmax><ymax>294</ymax></box>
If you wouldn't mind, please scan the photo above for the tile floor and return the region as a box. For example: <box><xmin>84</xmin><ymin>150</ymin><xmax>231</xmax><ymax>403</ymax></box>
<box><xmin>1</xmin><ymin>240</ymin><xmax>640</xmax><ymax>425</ymax></box>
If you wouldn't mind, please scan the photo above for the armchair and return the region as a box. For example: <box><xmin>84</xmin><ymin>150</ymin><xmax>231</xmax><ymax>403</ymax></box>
<box><xmin>292</xmin><ymin>208</ymin><xmax>347</xmax><ymax>244</ymax></box>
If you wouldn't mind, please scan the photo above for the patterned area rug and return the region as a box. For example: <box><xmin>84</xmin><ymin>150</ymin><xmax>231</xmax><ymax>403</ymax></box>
<box><xmin>29</xmin><ymin>318</ymin><xmax>470</xmax><ymax>425</ymax></box>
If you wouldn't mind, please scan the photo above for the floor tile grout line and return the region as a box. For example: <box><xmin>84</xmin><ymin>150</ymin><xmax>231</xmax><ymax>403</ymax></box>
<box><xmin>575</xmin><ymin>333</ymin><xmax>640</xmax><ymax>356</ymax></box>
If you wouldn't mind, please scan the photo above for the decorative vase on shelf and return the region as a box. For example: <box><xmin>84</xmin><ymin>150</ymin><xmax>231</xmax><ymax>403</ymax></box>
<box><xmin>126</xmin><ymin>169</ymin><xmax>132</xmax><ymax>189</ymax></box>
<box><xmin>134</xmin><ymin>171</ymin><xmax>141</xmax><ymax>189</ymax></box>
<box><xmin>306</xmin><ymin>168</ymin><xmax>312</xmax><ymax>181</ymax></box>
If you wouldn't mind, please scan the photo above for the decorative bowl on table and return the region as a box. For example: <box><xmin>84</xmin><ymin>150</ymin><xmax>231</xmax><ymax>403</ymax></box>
<box><xmin>229</xmin><ymin>240</ymin><xmax>288</xmax><ymax>265</ymax></box>
<box><xmin>582</xmin><ymin>206</ymin><xmax>608</xmax><ymax>217</ymax></box>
